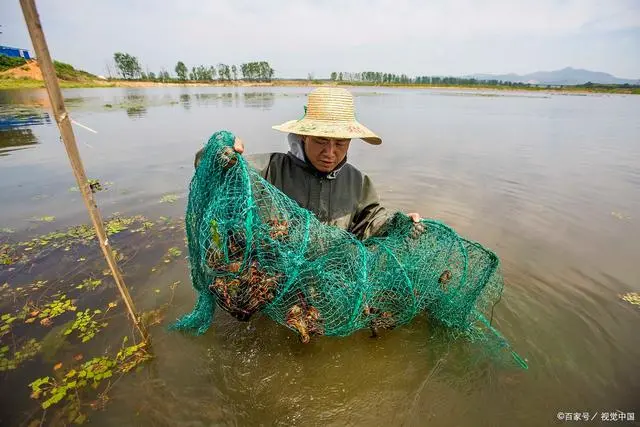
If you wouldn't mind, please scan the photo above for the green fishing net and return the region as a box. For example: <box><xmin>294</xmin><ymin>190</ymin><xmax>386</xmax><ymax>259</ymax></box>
<box><xmin>173</xmin><ymin>130</ymin><xmax>527</xmax><ymax>369</ymax></box>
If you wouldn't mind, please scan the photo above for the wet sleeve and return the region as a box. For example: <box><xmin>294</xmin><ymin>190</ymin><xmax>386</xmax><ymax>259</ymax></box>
<box><xmin>349</xmin><ymin>175</ymin><xmax>394</xmax><ymax>240</ymax></box>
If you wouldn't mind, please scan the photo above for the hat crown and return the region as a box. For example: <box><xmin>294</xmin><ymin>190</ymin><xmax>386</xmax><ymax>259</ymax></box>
<box><xmin>305</xmin><ymin>87</ymin><xmax>355</xmax><ymax>122</ymax></box>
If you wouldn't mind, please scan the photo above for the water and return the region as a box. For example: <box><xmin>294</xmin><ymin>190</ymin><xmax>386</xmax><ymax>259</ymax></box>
<box><xmin>0</xmin><ymin>86</ymin><xmax>639</xmax><ymax>426</ymax></box>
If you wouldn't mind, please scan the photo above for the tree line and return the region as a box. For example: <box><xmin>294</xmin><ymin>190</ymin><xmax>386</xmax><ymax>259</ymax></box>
<box><xmin>329</xmin><ymin>71</ymin><xmax>531</xmax><ymax>86</ymax></box>
<box><xmin>111</xmin><ymin>52</ymin><xmax>275</xmax><ymax>82</ymax></box>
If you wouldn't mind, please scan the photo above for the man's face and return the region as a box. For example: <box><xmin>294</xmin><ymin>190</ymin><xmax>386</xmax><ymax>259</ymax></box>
<box><xmin>303</xmin><ymin>135</ymin><xmax>351</xmax><ymax>173</ymax></box>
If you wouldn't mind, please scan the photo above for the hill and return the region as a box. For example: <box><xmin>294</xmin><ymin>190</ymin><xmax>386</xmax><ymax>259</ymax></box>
<box><xmin>0</xmin><ymin>56</ymin><xmax>97</xmax><ymax>82</ymax></box>
<box><xmin>469</xmin><ymin>67</ymin><xmax>639</xmax><ymax>86</ymax></box>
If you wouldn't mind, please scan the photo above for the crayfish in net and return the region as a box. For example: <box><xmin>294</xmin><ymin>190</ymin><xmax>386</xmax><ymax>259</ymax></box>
<box><xmin>204</xmin><ymin>223</ymin><xmax>288</xmax><ymax>321</ymax></box>
<box><xmin>285</xmin><ymin>294</ymin><xmax>324</xmax><ymax>343</ymax></box>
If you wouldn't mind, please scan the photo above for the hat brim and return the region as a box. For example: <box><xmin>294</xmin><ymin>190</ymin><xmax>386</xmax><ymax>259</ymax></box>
<box><xmin>272</xmin><ymin>118</ymin><xmax>382</xmax><ymax>145</ymax></box>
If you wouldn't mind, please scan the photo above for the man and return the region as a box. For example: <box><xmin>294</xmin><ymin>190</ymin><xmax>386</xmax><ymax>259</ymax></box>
<box><xmin>195</xmin><ymin>87</ymin><xmax>421</xmax><ymax>240</ymax></box>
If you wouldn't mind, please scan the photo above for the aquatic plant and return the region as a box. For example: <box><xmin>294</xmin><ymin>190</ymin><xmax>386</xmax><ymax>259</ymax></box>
<box><xmin>620</xmin><ymin>292</ymin><xmax>640</xmax><ymax>307</ymax></box>
<box><xmin>159</xmin><ymin>194</ymin><xmax>179</xmax><ymax>204</ymax></box>
<box><xmin>29</xmin><ymin>337</ymin><xmax>152</xmax><ymax>420</ymax></box>
<box><xmin>25</xmin><ymin>294</ymin><xmax>77</xmax><ymax>326</ymax></box>
<box><xmin>64</xmin><ymin>309</ymin><xmax>108</xmax><ymax>343</ymax></box>
<box><xmin>0</xmin><ymin>338</ymin><xmax>42</xmax><ymax>371</ymax></box>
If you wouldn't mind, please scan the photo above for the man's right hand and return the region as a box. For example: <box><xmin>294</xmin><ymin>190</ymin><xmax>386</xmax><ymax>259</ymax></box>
<box><xmin>220</xmin><ymin>137</ymin><xmax>245</xmax><ymax>169</ymax></box>
<box><xmin>233</xmin><ymin>137</ymin><xmax>244</xmax><ymax>154</ymax></box>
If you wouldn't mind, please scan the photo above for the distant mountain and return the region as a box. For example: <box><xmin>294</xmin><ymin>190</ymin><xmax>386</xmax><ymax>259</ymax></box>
<box><xmin>468</xmin><ymin>67</ymin><xmax>639</xmax><ymax>86</ymax></box>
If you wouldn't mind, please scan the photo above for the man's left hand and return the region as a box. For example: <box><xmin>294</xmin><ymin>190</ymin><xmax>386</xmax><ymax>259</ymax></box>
<box><xmin>408</xmin><ymin>212</ymin><xmax>425</xmax><ymax>239</ymax></box>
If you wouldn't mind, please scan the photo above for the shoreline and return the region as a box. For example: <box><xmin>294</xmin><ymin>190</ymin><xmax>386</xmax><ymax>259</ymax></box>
<box><xmin>1</xmin><ymin>77</ymin><xmax>638</xmax><ymax>95</ymax></box>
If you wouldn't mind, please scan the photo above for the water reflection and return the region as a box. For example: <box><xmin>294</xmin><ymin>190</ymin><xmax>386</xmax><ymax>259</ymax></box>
<box><xmin>180</xmin><ymin>93</ymin><xmax>191</xmax><ymax>110</ymax></box>
<box><xmin>0</xmin><ymin>106</ymin><xmax>51</xmax><ymax>130</ymax></box>
<box><xmin>0</xmin><ymin>128</ymin><xmax>38</xmax><ymax>156</ymax></box>
<box><xmin>221</xmin><ymin>93</ymin><xmax>233</xmax><ymax>107</ymax></box>
<box><xmin>126</xmin><ymin>104</ymin><xmax>147</xmax><ymax>118</ymax></box>
<box><xmin>0</xmin><ymin>106</ymin><xmax>49</xmax><ymax>155</ymax></box>
<box><xmin>243</xmin><ymin>92</ymin><xmax>275</xmax><ymax>109</ymax></box>
<box><xmin>0</xmin><ymin>89</ymin><xmax>50</xmax><ymax>108</ymax></box>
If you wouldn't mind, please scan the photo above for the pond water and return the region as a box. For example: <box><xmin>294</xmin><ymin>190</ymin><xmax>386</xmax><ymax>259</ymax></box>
<box><xmin>0</xmin><ymin>86</ymin><xmax>639</xmax><ymax>426</ymax></box>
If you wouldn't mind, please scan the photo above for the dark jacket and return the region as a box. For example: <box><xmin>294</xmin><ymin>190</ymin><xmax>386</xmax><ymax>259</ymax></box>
<box><xmin>194</xmin><ymin>149</ymin><xmax>392</xmax><ymax>240</ymax></box>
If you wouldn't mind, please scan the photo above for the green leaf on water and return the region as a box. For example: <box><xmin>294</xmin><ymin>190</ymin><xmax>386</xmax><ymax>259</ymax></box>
<box><xmin>160</xmin><ymin>194</ymin><xmax>179</xmax><ymax>204</ymax></box>
<box><xmin>167</xmin><ymin>247</ymin><xmax>182</xmax><ymax>257</ymax></box>
<box><xmin>35</xmin><ymin>216</ymin><xmax>55</xmax><ymax>223</ymax></box>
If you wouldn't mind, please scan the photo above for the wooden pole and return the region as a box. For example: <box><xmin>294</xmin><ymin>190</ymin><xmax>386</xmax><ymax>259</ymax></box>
<box><xmin>19</xmin><ymin>0</ymin><xmax>147</xmax><ymax>341</ymax></box>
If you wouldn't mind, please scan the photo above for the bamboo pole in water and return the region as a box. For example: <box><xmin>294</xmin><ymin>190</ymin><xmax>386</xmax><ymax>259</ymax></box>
<box><xmin>19</xmin><ymin>0</ymin><xmax>147</xmax><ymax>341</ymax></box>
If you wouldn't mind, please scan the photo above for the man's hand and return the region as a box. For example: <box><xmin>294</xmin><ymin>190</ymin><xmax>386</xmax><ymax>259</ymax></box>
<box><xmin>220</xmin><ymin>137</ymin><xmax>244</xmax><ymax>169</ymax></box>
<box><xmin>233</xmin><ymin>137</ymin><xmax>244</xmax><ymax>154</ymax></box>
<box><xmin>408</xmin><ymin>212</ymin><xmax>420</xmax><ymax>222</ymax></box>
<box><xmin>407</xmin><ymin>212</ymin><xmax>425</xmax><ymax>239</ymax></box>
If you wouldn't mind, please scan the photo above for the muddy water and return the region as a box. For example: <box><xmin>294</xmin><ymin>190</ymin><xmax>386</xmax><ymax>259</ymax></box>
<box><xmin>0</xmin><ymin>86</ymin><xmax>639</xmax><ymax>426</ymax></box>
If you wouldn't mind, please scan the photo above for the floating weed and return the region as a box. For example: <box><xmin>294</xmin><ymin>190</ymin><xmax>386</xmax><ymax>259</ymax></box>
<box><xmin>168</xmin><ymin>247</ymin><xmax>182</xmax><ymax>257</ymax></box>
<box><xmin>69</xmin><ymin>179</ymin><xmax>107</xmax><ymax>194</ymax></box>
<box><xmin>159</xmin><ymin>194</ymin><xmax>179</xmax><ymax>204</ymax></box>
<box><xmin>2</xmin><ymin>280</ymin><xmax>49</xmax><ymax>301</ymax></box>
<box><xmin>33</xmin><ymin>216</ymin><xmax>56</xmax><ymax>223</ymax></box>
<box><xmin>163</xmin><ymin>246</ymin><xmax>183</xmax><ymax>263</ymax></box>
<box><xmin>111</xmin><ymin>249</ymin><xmax>125</xmax><ymax>262</ymax></box>
<box><xmin>64</xmin><ymin>309</ymin><xmax>107</xmax><ymax>343</ymax></box>
<box><xmin>131</xmin><ymin>221</ymin><xmax>155</xmax><ymax>233</ymax></box>
<box><xmin>1</xmin><ymin>243</ymin><xmax>22</xmax><ymax>265</ymax></box>
<box><xmin>76</xmin><ymin>278</ymin><xmax>101</xmax><ymax>291</ymax></box>
<box><xmin>619</xmin><ymin>292</ymin><xmax>640</xmax><ymax>307</ymax></box>
<box><xmin>1</xmin><ymin>312</ymin><xmax>18</xmax><ymax>337</ymax></box>
<box><xmin>16</xmin><ymin>215</ymin><xmax>148</xmax><ymax>256</ymax></box>
<box><xmin>25</xmin><ymin>295</ymin><xmax>77</xmax><ymax>326</ymax></box>
<box><xmin>88</xmin><ymin>179</ymin><xmax>102</xmax><ymax>193</ymax></box>
<box><xmin>105</xmin><ymin>216</ymin><xmax>140</xmax><ymax>234</ymax></box>
<box><xmin>29</xmin><ymin>338</ymin><xmax>152</xmax><ymax>420</ymax></box>
<box><xmin>0</xmin><ymin>228</ymin><xmax>14</xmax><ymax>233</ymax></box>
<box><xmin>611</xmin><ymin>211</ymin><xmax>631</xmax><ymax>220</ymax></box>
<box><xmin>0</xmin><ymin>338</ymin><xmax>41</xmax><ymax>371</ymax></box>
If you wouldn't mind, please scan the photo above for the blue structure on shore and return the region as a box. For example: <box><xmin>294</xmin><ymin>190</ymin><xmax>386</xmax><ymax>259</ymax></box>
<box><xmin>0</xmin><ymin>45</ymin><xmax>32</xmax><ymax>60</ymax></box>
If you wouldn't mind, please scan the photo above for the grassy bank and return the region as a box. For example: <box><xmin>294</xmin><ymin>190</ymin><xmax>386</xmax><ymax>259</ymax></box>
<box><xmin>0</xmin><ymin>77</ymin><xmax>115</xmax><ymax>90</ymax></box>
<box><xmin>1</xmin><ymin>76</ymin><xmax>638</xmax><ymax>94</ymax></box>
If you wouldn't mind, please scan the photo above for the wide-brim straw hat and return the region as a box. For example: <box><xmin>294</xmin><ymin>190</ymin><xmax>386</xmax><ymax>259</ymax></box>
<box><xmin>272</xmin><ymin>87</ymin><xmax>382</xmax><ymax>145</ymax></box>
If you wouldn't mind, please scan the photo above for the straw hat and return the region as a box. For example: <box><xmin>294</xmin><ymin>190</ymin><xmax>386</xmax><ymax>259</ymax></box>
<box><xmin>272</xmin><ymin>87</ymin><xmax>382</xmax><ymax>145</ymax></box>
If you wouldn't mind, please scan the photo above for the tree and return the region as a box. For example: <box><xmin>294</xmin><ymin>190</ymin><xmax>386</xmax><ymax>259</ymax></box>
<box><xmin>175</xmin><ymin>61</ymin><xmax>188</xmax><ymax>80</ymax></box>
<box><xmin>158</xmin><ymin>69</ymin><xmax>170</xmax><ymax>81</ymax></box>
<box><xmin>330</xmin><ymin>72</ymin><xmax>337</xmax><ymax>81</ymax></box>
<box><xmin>113</xmin><ymin>52</ymin><xmax>142</xmax><ymax>79</ymax></box>
<box><xmin>217</xmin><ymin>64</ymin><xmax>226</xmax><ymax>81</ymax></box>
<box><xmin>148</xmin><ymin>71</ymin><xmax>156</xmax><ymax>80</ymax></box>
<box><xmin>232</xmin><ymin>65</ymin><xmax>237</xmax><ymax>80</ymax></box>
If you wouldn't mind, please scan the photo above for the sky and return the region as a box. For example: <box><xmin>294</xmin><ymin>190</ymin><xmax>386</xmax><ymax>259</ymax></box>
<box><xmin>1</xmin><ymin>0</ymin><xmax>639</xmax><ymax>79</ymax></box>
